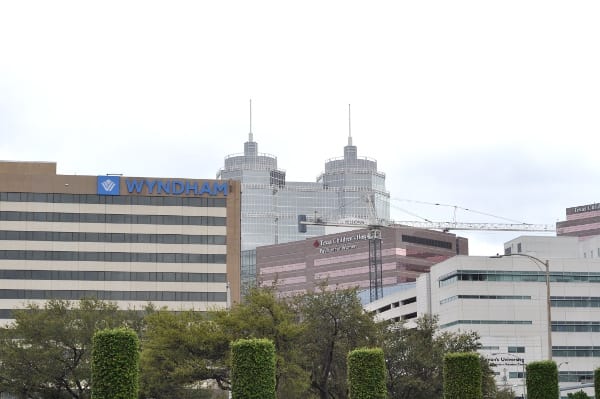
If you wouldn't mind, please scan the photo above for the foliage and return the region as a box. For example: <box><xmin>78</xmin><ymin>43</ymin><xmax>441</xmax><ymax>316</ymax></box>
<box><xmin>139</xmin><ymin>309</ymin><xmax>230</xmax><ymax>399</ymax></box>
<box><xmin>494</xmin><ymin>387</ymin><xmax>515</xmax><ymax>399</ymax></box>
<box><xmin>567</xmin><ymin>390</ymin><xmax>590</xmax><ymax>399</ymax></box>
<box><xmin>526</xmin><ymin>361</ymin><xmax>558</xmax><ymax>399</ymax></box>
<box><xmin>230</xmin><ymin>338</ymin><xmax>276</xmax><ymax>399</ymax></box>
<box><xmin>347</xmin><ymin>348</ymin><xmax>387</xmax><ymax>399</ymax></box>
<box><xmin>211</xmin><ymin>286</ymin><xmax>308</xmax><ymax>398</ymax></box>
<box><xmin>443</xmin><ymin>352</ymin><xmax>482</xmax><ymax>399</ymax></box>
<box><xmin>381</xmin><ymin>315</ymin><xmax>494</xmax><ymax>399</ymax></box>
<box><xmin>0</xmin><ymin>298</ymin><xmax>144</xmax><ymax>399</ymax></box>
<box><xmin>91</xmin><ymin>328</ymin><xmax>139</xmax><ymax>399</ymax></box>
<box><xmin>295</xmin><ymin>285</ymin><xmax>380</xmax><ymax>399</ymax></box>
<box><xmin>596</xmin><ymin>367</ymin><xmax>600</xmax><ymax>399</ymax></box>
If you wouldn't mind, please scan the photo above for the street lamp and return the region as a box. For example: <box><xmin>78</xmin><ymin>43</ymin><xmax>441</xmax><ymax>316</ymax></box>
<box><xmin>491</xmin><ymin>253</ymin><xmax>552</xmax><ymax>361</ymax></box>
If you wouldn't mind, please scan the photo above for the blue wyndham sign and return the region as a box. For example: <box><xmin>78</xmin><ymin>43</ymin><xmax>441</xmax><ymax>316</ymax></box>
<box><xmin>125</xmin><ymin>179</ymin><xmax>228</xmax><ymax>196</ymax></box>
<box><xmin>97</xmin><ymin>176</ymin><xmax>121</xmax><ymax>196</ymax></box>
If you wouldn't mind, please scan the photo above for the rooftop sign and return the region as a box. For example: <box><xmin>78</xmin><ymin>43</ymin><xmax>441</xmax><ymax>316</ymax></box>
<box><xmin>97</xmin><ymin>177</ymin><xmax>228</xmax><ymax>196</ymax></box>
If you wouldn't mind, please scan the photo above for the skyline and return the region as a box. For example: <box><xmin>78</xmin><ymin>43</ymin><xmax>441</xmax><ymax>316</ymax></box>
<box><xmin>1</xmin><ymin>1</ymin><xmax>599</xmax><ymax>255</ymax></box>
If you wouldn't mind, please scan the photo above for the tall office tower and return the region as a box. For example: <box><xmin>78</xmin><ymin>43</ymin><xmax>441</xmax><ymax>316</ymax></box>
<box><xmin>217</xmin><ymin>130</ymin><xmax>390</xmax><ymax>297</ymax></box>
<box><xmin>0</xmin><ymin>161</ymin><xmax>241</xmax><ymax>323</ymax></box>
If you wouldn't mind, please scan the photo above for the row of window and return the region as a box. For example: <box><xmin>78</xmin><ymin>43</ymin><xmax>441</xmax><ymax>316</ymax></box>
<box><xmin>439</xmin><ymin>270</ymin><xmax>600</xmax><ymax>286</ymax></box>
<box><xmin>401</xmin><ymin>234</ymin><xmax>452</xmax><ymax>250</ymax></box>
<box><xmin>0</xmin><ymin>211</ymin><xmax>227</xmax><ymax>226</ymax></box>
<box><xmin>0</xmin><ymin>269</ymin><xmax>226</xmax><ymax>282</ymax></box>
<box><xmin>0</xmin><ymin>289</ymin><xmax>227</xmax><ymax>302</ymax></box>
<box><xmin>559</xmin><ymin>371</ymin><xmax>594</xmax><ymax>383</ymax></box>
<box><xmin>0</xmin><ymin>192</ymin><xmax>227</xmax><ymax>207</ymax></box>
<box><xmin>0</xmin><ymin>250</ymin><xmax>226</xmax><ymax>263</ymax></box>
<box><xmin>552</xmin><ymin>321</ymin><xmax>600</xmax><ymax>332</ymax></box>
<box><xmin>551</xmin><ymin>297</ymin><xmax>600</xmax><ymax>307</ymax></box>
<box><xmin>440</xmin><ymin>320</ymin><xmax>532</xmax><ymax>329</ymax></box>
<box><xmin>440</xmin><ymin>295</ymin><xmax>531</xmax><ymax>304</ymax></box>
<box><xmin>0</xmin><ymin>230</ymin><xmax>227</xmax><ymax>245</ymax></box>
<box><xmin>552</xmin><ymin>346</ymin><xmax>600</xmax><ymax>357</ymax></box>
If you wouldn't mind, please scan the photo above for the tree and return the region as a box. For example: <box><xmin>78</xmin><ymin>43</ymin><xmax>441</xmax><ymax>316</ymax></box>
<box><xmin>443</xmin><ymin>352</ymin><xmax>482</xmax><ymax>399</ymax></box>
<box><xmin>230</xmin><ymin>338</ymin><xmax>276</xmax><ymax>399</ymax></box>
<box><xmin>0</xmin><ymin>299</ymin><xmax>143</xmax><ymax>399</ymax></box>
<box><xmin>526</xmin><ymin>361</ymin><xmax>558</xmax><ymax>399</ymax></box>
<box><xmin>347</xmin><ymin>348</ymin><xmax>387</xmax><ymax>399</ymax></box>
<box><xmin>567</xmin><ymin>391</ymin><xmax>590</xmax><ymax>399</ymax></box>
<box><xmin>295</xmin><ymin>286</ymin><xmax>379</xmax><ymax>399</ymax></box>
<box><xmin>91</xmin><ymin>328</ymin><xmax>139</xmax><ymax>399</ymax></box>
<box><xmin>139</xmin><ymin>309</ymin><xmax>230</xmax><ymax>399</ymax></box>
<box><xmin>381</xmin><ymin>315</ymin><xmax>495</xmax><ymax>399</ymax></box>
<box><xmin>211</xmin><ymin>286</ymin><xmax>308</xmax><ymax>398</ymax></box>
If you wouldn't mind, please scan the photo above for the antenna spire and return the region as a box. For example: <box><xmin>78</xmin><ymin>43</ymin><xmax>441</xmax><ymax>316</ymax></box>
<box><xmin>249</xmin><ymin>99</ymin><xmax>253</xmax><ymax>142</ymax></box>
<box><xmin>348</xmin><ymin>104</ymin><xmax>352</xmax><ymax>146</ymax></box>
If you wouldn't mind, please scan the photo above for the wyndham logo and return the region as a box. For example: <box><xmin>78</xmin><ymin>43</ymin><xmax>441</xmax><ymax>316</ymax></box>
<box><xmin>97</xmin><ymin>176</ymin><xmax>121</xmax><ymax>195</ymax></box>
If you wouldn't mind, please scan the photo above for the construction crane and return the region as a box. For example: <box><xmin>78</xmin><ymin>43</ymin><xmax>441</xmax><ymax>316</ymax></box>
<box><xmin>298</xmin><ymin>199</ymin><xmax>556</xmax><ymax>302</ymax></box>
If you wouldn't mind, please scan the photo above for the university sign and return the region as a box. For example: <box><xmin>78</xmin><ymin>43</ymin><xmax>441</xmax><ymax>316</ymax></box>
<box><xmin>97</xmin><ymin>176</ymin><xmax>228</xmax><ymax>196</ymax></box>
<box><xmin>313</xmin><ymin>233</ymin><xmax>368</xmax><ymax>254</ymax></box>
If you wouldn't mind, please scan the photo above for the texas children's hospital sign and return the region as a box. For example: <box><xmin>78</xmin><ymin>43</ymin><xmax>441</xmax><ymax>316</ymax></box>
<box><xmin>97</xmin><ymin>176</ymin><xmax>228</xmax><ymax>197</ymax></box>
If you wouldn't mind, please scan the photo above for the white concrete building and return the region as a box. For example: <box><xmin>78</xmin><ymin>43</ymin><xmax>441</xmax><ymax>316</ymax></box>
<box><xmin>366</xmin><ymin>236</ymin><xmax>600</xmax><ymax>398</ymax></box>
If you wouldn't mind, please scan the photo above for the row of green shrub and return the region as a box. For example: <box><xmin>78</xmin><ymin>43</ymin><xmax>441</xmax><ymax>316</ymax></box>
<box><xmin>89</xmin><ymin>329</ymin><xmax>600</xmax><ymax>399</ymax></box>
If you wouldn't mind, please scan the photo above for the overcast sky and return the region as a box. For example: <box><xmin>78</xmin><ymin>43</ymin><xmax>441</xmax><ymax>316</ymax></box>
<box><xmin>1</xmin><ymin>1</ymin><xmax>599</xmax><ymax>255</ymax></box>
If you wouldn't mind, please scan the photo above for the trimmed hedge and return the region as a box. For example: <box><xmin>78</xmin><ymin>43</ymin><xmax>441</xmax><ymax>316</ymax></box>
<box><xmin>443</xmin><ymin>352</ymin><xmax>482</xmax><ymax>399</ymax></box>
<box><xmin>231</xmin><ymin>338</ymin><xmax>276</xmax><ymax>399</ymax></box>
<box><xmin>91</xmin><ymin>328</ymin><xmax>140</xmax><ymax>399</ymax></box>
<box><xmin>347</xmin><ymin>347</ymin><xmax>387</xmax><ymax>399</ymax></box>
<box><xmin>595</xmin><ymin>367</ymin><xmax>600</xmax><ymax>399</ymax></box>
<box><xmin>526</xmin><ymin>360</ymin><xmax>558</xmax><ymax>399</ymax></box>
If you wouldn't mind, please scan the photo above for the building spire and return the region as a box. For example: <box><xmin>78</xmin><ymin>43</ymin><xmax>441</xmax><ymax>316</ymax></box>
<box><xmin>249</xmin><ymin>99</ymin><xmax>253</xmax><ymax>142</ymax></box>
<box><xmin>348</xmin><ymin>104</ymin><xmax>352</xmax><ymax>146</ymax></box>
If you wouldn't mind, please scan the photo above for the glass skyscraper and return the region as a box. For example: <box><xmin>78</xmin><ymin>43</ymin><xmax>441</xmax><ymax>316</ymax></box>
<box><xmin>217</xmin><ymin>131</ymin><xmax>390</xmax><ymax>296</ymax></box>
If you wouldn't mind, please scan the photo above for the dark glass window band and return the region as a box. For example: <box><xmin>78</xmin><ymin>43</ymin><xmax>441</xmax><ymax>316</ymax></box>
<box><xmin>0</xmin><ymin>250</ymin><xmax>226</xmax><ymax>263</ymax></box>
<box><xmin>0</xmin><ymin>211</ymin><xmax>226</xmax><ymax>226</ymax></box>
<box><xmin>0</xmin><ymin>192</ymin><xmax>227</xmax><ymax>207</ymax></box>
<box><xmin>0</xmin><ymin>269</ymin><xmax>227</xmax><ymax>282</ymax></box>
<box><xmin>0</xmin><ymin>289</ymin><xmax>227</xmax><ymax>302</ymax></box>
<box><xmin>0</xmin><ymin>230</ymin><xmax>226</xmax><ymax>245</ymax></box>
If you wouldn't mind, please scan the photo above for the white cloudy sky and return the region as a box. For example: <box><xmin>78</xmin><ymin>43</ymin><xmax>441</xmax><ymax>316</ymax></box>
<box><xmin>1</xmin><ymin>1</ymin><xmax>599</xmax><ymax>255</ymax></box>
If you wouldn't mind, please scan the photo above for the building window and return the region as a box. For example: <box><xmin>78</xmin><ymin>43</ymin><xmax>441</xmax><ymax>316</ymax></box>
<box><xmin>517</xmin><ymin>243</ymin><xmax>522</xmax><ymax>252</ymax></box>
<box><xmin>508</xmin><ymin>346</ymin><xmax>525</xmax><ymax>353</ymax></box>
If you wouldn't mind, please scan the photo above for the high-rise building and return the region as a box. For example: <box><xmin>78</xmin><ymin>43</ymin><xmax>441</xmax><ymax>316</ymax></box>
<box><xmin>217</xmin><ymin>131</ymin><xmax>390</xmax><ymax>296</ymax></box>
<box><xmin>0</xmin><ymin>161</ymin><xmax>241</xmax><ymax>322</ymax></box>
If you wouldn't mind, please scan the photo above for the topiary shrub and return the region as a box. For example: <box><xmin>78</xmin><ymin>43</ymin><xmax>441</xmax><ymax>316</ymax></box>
<box><xmin>231</xmin><ymin>338</ymin><xmax>276</xmax><ymax>399</ymax></box>
<box><xmin>347</xmin><ymin>347</ymin><xmax>387</xmax><ymax>399</ymax></box>
<box><xmin>596</xmin><ymin>367</ymin><xmax>600</xmax><ymax>399</ymax></box>
<box><xmin>526</xmin><ymin>360</ymin><xmax>558</xmax><ymax>399</ymax></box>
<box><xmin>92</xmin><ymin>328</ymin><xmax>139</xmax><ymax>399</ymax></box>
<box><xmin>443</xmin><ymin>352</ymin><xmax>482</xmax><ymax>399</ymax></box>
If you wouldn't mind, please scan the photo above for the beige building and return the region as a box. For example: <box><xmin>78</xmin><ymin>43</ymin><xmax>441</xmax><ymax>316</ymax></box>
<box><xmin>0</xmin><ymin>161</ymin><xmax>241</xmax><ymax>322</ymax></box>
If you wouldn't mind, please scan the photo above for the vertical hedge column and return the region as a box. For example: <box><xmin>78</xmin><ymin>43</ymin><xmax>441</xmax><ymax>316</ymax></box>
<box><xmin>526</xmin><ymin>361</ymin><xmax>558</xmax><ymax>399</ymax></box>
<box><xmin>347</xmin><ymin>347</ymin><xmax>387</xmax><ymax>399</ymax></box>
<box><xmin>231</xmin><ymin>338</ymin><xmax>276</xmax><ymax>399</ymax></box>
<box><xmin>443</xmin><ymin>352</ymin><xmax>482</xmax><ymax>399</ymax></box>
<box><xmin>595</xmin><ymin>367</ymin><xmax>600</xmax><ymax>399</ymax></box>
<box><xmin>92</xmin><ymin>328</ymin><xmax>140</xmax><ymax>399</ymax></box>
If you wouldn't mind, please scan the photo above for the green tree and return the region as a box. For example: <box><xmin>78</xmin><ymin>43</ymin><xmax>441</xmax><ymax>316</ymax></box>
<box><xmin>567</xmin><ymin>391</ymin><xmax>590</xmax><ymax>399</ymax></box>
<box><xmin>526</xmin><ymin>361</ymin><xmax>558</xmax><ymax>399</ymax></box>
<box><xmin>0</xmin><ymin>299</ymin><xmax>143</xmax><ymax>399</ymax></box>
<box><xmin>443</xmin><ymin>352</ymin><xmax>482</xmax><ymax>399</ymax></box>
<box><xmin>139</xmin><ymin>309</ymin><xmax>230</xmax><ymax>399</ymax></box>
<box><xmin>91</xmin><ymin>328</ymin><xmax>139</xmax><ymax>399</ymax></box>
<box><xmin>211</xmin><ymin>286</ymin><xmax>308</xmax><ymax>398</ymax></box>
<box><xmin>295</xmin><ymin>286</ymin><xmax>379</xmax><ymax>399</ymax></box>
<box><xmin>347</xmin><ymin>348</ymin><xmax>387</xmax><ymax>399</ymax></box>
<box><xmin>230</xmin><ymin>338</ymin><xmax>276</xmax><ymax>399</ymax></box>
<box><xmin>381</xmin><ymin>315</ymin><xmax>494</xmax><ymax>399</ymax></box>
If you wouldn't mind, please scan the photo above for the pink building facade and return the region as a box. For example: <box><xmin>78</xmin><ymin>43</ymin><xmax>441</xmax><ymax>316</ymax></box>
<box><xmin>256</xmin><ymin>226</ymin><xmax>468</xmax><ymax>297</ymax></box>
